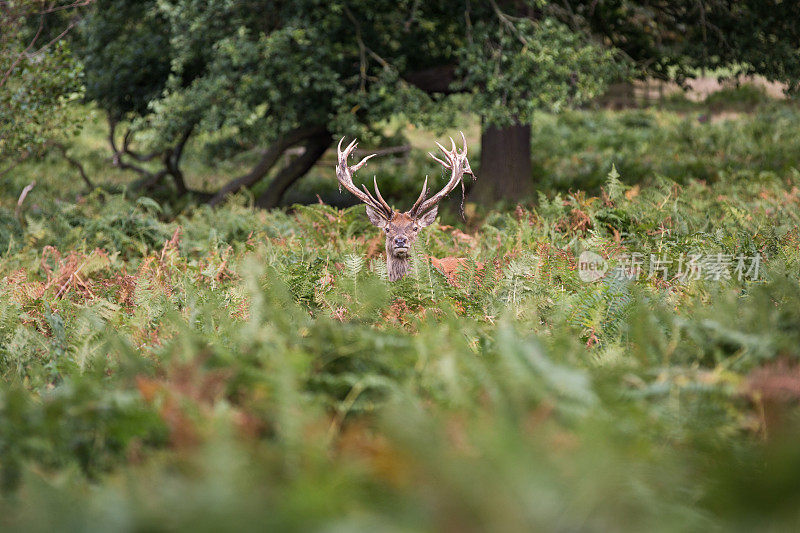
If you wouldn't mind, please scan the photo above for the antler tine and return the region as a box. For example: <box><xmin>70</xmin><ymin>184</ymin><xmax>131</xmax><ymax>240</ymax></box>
<box><xmin>356</xmin><ymin>183</ymin><xmax>390</xmax><ymax>218</ymax></box>
<box><xmin>339</xmin><ymin>137</ymin><xmax>376</xmax><ymax>171</ymax></box>
<box><xmin>352</xmin><ymin>152</ymin><xmax>377</xmax><ymax>171</ymax></box>
<box><xmin>428</xmin><ymin>151</ymin><xmax>450</xmax><ymax>169</ymax></box>
<box><xmin>359</xmin><ymin>184</ymin><xmax>379</xmax><ymax>205</ymax></box>
<box><xmin>336</xmin><ymin>136</ymin><xmax>389</xmax><ymax>217</ymax></box>
<box><xmin>418</xmin><ymin>133</ymin><xmax>473</xmax><ymax>215</ymax></box>
<box><xmin>337</xmin><ymin>137</ymin><xmax>358</xmax><ymax>159</ymax></box>
<box><xmin>372</xmin><ymin>176</ymin><xmax>393</xmax><ymax>214</ymax></box>
<box><xmin>431</xmin><ymin>140</ymin><xmax>452</xmax><ymax>169</ymax></box>
<box><xmin>409</xmin><ymin>175</ymin><xmax>428</xmax><ymax>216</ymax></box>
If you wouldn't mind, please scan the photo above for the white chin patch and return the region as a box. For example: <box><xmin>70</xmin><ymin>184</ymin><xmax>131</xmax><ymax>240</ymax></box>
<box><xmin>393</xmin><ymin>247</ymin><xmax>409</xmax><ymax>257</ymax></box>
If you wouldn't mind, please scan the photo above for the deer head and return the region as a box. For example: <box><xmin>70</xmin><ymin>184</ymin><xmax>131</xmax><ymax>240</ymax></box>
<box><xmin>335</xmin><ymin>133</ymin><xmax>474</xmax><ymax>281</ymax></box>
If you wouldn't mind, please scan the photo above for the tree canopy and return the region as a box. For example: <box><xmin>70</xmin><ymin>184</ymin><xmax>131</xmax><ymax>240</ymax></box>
<box><xmin>0</xmin><ymin>1</ymin><xmax>86</xmax><ymax>166</ymax></box>
<box><xmin>7</xmin><ymin>0</ymin><xmax>796</xmax><ymax>205</ymax></box>
<box><xmin>76</xmin><ymin>0</ymin><xmax>621</xmax><ymax>206</ymax></box>
<box><xmin>559</xmin><ymin>0</ymin><xmax>800</xmax><ymax>92</ymax></box>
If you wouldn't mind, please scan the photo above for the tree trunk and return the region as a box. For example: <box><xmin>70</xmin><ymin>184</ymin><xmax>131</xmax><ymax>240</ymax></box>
<box><xmin>471</xmin><ymin>122</ymin><xmax>532</xmax><ymax>204</ymax></box>
<box><xmin>208</xmin><ymin>125</ymin><xmax>327</xmax><ymax>206</ymax></box>
<box><xmin>165</xmin><ymin>126</ymin><xmax>194</xmax><ymax>195</ymax></box>
<box><xmin>254</xmin><ymin>132</ymin><xmax>331</xmax><ymax>208</ymax></box>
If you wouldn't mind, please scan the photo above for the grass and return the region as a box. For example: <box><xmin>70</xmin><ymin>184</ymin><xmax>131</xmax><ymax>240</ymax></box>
<box><xmin>1</xmin><ymin>91</ymin><xmax>800</xmax><ymax>530</ymax></box>
<box><xmin>6</xmin><ymin>85</ymin><xmax>799</xmax><ymax>212</ymax></box>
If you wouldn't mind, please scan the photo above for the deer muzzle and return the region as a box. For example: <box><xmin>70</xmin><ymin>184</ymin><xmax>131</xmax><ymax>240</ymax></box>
<box><xmin>391</xmin><ymin>236</ymin><xmax>410</xmax><ymax>257</ymax></box>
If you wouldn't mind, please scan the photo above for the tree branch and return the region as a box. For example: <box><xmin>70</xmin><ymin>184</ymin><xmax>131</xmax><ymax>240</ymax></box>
<box><xmin>31</xmin><ymin>19</ymin><xmax>78</xmax><ymax>57</ymax></box>
<box><xmin>15</xmin><ymin>181</ymin><xmax>35</xmax><ymax>225</ymax></box>
<box><xmin>208</xmin><ymin>125</ymin><xmax>327</xmax><ymax>206</ymax></box>
<box><xmin>255</xmin><ymin>131</ymin><xmax>332</xmax><ymax>208</ymax></box>
<box><xmin>109</xmin><ymin>118</ymin><xmax>196</xmax><ymax>195</ymax></box>
<box><xmin>163</xmin><ymin>126</ymin><xmax>194</xmax><ymax>195</ymax></box>
<box><xmin>343</xmin><ymin>5</ymin><xmax>368</xmax><ymax>93</ymax></box>
<box><xmin>122</xmin><ymin>128</ymin><xmax>161</xmax><ymax>162</ymax></box>
<box><xmin>0</xmin><ymin>8</ymin><xmax>45</xmax><ymax>88</ymax></box>
<box><xmin>129</xmin><ymin>169</ymin><xmax>169</xmax><ymax>191</ymax></box>
<box><xmin>50</xmin><ymin>141</ymin><xmax>93</xmax><ymax>189</ymax></box>
<box><xmin>109</xmin><ymin>118</ymin><xmax>159</xmax><ymax>177</ymax></box>
<box><xmin>38</xmin><ymin>0</ymin><xmax>94</xmax><ymax>14</ymax></box>
<box><xmin>0</xmin><ymin>152</ymin><xmax>30</xmax><ymax>179</ymax></box>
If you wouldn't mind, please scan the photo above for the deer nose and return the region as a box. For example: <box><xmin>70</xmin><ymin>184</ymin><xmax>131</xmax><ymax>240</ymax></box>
<box><xmin>393</xmin><ymin>236</ymin><xmax>408</xmax><ymax>247</ymax></box>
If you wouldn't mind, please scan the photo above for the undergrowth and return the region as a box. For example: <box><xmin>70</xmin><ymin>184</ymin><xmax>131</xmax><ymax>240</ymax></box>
<box><xmin>1</xmin><ymin>159</ymin><xmax>800</xmax><ymax>531</ymax></box>
<box><xmin>5</xmin><ymin>92</ymin><xmax>800</xmax><ymax>211</ymax></box>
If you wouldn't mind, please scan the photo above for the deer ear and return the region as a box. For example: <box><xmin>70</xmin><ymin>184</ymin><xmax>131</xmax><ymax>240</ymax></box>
<box><xmin>417</xmin><ymin>205</ymin><xmax>438</xmax><ymax>227</ymax></box>
<box><xmin>366</xmin><ymin>205</ymin><xmax>388</xmax><ymax>228</ymax></box>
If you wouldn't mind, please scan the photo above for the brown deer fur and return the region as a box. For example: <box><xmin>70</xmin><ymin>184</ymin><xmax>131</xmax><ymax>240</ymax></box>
<box><xmin>335</xmin><ymin>134</ymin><xmax>474</xmax><ymax>281</ymax></box>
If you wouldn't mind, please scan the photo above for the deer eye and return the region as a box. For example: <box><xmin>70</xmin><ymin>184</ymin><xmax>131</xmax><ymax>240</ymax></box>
<box><xmin>384</xmin><ymin>227</ymin><xmax>390</xmax><ymax>233</ymax></box>
<box><xmin>413</xmin><ymin>226</ymin><xmax>419</xmax><ymax>232</ymax></box>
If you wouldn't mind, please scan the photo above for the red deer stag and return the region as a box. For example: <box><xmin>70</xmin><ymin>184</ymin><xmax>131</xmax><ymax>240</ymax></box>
<box><xmin>336</xmin><ymin>133</ymin><xmax>474</xmax><ymax>281</ymax></box>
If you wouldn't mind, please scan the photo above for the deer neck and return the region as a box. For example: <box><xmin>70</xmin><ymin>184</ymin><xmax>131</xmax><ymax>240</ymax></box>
<box><xmin>386</xmin><ymin>244</ymin><xmax>410</xmax><ymax>282</ymax></box>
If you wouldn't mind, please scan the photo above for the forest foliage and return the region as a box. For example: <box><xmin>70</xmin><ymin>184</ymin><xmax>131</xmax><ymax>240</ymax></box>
<box><xmin>3</xmin><ymin>1</ymin><xmax>800</xmax><ymax>530</ymax></box>
<box><xmin>2</xmin><ymin>102</ymin><xmax>800</xmax><ymax>530</ymax></box>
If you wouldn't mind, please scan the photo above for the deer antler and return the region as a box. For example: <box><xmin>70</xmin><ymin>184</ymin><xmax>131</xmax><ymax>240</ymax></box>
<box><xmin>411</xmin><ymin>131</ymin><xmax>474</xmax><ymax>216</ymax></box>
<box><xmin>336</xmin><ymin>137</ymin><xmax>393</xmax><ymax>220</ymax></box>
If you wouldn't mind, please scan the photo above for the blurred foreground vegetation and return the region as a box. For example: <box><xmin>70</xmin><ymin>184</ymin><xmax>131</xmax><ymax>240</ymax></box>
<box><xmin>2</xmin><ymin>95</ymin><xmax>800</xmax><ymax>531</ymax></box>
